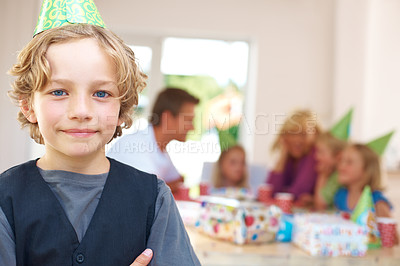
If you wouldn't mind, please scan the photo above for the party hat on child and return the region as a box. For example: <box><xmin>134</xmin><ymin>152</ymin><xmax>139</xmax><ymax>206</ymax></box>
<box><xmin>366</xmin><ymin>131</ymin><xmax>395</xmax><ymax>156</ymax></box>
<box><xmin>34</xmin><ymin>0</ymin><xmax>105</xmax><ymax>36</ymax></box>
<box><xmin>351</xmin><ymin>186</ymin><xmax>381</xmax><ymax>249</ymax></box>
<box><xmin>330</xmin><ymin>108</ymin><xmax>353</xmax><ymax>141</ymax></box>
<box><xmin>218</xmin><ymin>125</ymin><xmax>239</xmax><ymax>152</ymax></box>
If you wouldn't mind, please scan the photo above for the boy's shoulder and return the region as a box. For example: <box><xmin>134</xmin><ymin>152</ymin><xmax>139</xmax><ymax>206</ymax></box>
<box><xmin>0</xmin><ymin>160</ymin><xmax>37</xmax><ymax>182</ymax></box>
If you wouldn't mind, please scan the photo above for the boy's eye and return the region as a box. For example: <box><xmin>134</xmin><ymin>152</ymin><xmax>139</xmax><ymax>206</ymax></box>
<box><xmin>94</xmin><ymin>91</ymin><xmax>109</xmax><ymax>98</ymax></box>
<box><xmin>52</xmin><ymin>90</ymin><xmax>67</xmax><ymax>96</ymax></box>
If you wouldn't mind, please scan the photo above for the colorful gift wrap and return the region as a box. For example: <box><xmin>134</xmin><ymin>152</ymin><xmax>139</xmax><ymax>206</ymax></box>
<box><xmin>292</xmin><ymin>213</ymin><xmax>369</xmax><ymax>257</ymax></box>
<box><xmin>195</xmin><ymin>196</ymin><xmax>282</xmax><ymax>244</ymax></box>
<box><xmin>209</xmin><ymin>187</ymin><xmax>254</xmax><ymax>201</ymax></box>
<box><xmin>176</xmin><ymin>200</ymin><xmax>202</xmax><ymax>227</ymax></box>
<box><xmin>275</xmin><ymin>214</ymin><xmax>294</xmax><ymax>242</ymax></box>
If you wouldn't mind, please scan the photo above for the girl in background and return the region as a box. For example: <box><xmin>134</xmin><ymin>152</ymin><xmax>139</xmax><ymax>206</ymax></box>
<box><xmin>334</xmin><ymin>144</ymin><xmax>392</xmax><ymax>216</ymax></box>
<box><xmin>314</xmin><ymin>132</ymin><xmax>347</xmax><ymax>210</ymax></box>
<box><xmin>267</xmin><ymin>109</ymin><xmax>321</xmax><ymax>205</ymax></box>
<box><xmin>212</xmin><ymin>145</ymin><xmax>249</xmax><ymax>189</ymax></box>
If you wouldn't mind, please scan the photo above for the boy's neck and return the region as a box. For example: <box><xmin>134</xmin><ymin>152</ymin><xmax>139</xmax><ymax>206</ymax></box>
<box><xmin>37</xmin><ymin>153</ymin><xmax>110</xmax><ymax>175</ymax></box>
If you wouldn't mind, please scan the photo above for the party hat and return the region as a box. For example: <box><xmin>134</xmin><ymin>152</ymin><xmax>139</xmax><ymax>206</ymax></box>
<box><xmin>351</xmin><ymin>186</ymin><xmax>381</xmax><ymax>249</ymax></box>
<box><xmin>34</xmin><ymin>0</ymin><xmax>105</xmax><ymax>36</ymax></box>
<box><xmin>218</xmin><ymin>125</ymin><xmax>239</xmax><ymax>152</ymax></box>
<box><xmin>320</xmin><ymin>171</ymin><xmax>340</xmax><ymax>206</ymax></box>
<box><xmin>330</xmin><ymin>108</ymin><xmax>353</xmax><ymax>141</ymax></box>
<box><xmin>366</xmin><ymin>131</ymin><xmax>395</xmax><ymax>156</ymax></box>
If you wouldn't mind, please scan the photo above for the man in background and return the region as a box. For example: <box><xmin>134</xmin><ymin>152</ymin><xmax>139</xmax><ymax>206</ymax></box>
<box><xmin>107</xmin><ymin>88</ymin><xmax>199</xmax><ymax>194</ymax></box>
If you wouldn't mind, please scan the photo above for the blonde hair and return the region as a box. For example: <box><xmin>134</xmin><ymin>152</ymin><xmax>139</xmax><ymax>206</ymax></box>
<box><xmin>8</xmin><ymin>24</ymin><xmax>147</xmax><ymax>144</ymax></box>
<box><xmin>212</xmin><ymin>145</ymin><xmax>249</xmax><ymax>188</ymax></box>
<box><xmin>350</xmin><ymin>144</ymin><xmax>383</xmax><ymax>191</ymax></box>
<box><xmin>317</xmin><ymin>132</ymin><xmax>347</xmax><ymax>156</ymax></box>
<box><xmin>272</xmin><ymin>109</ymin><xmax>321</xmax><ymax>151</ymax></box>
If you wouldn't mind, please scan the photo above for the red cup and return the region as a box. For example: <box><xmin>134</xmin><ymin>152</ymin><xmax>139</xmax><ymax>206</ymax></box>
<box><xmin>177</xmin><ymin>185</ymin><xmax>191</xmax><ymax>201</ymax></box>
<box><xmin>257</xmin><ymin>184</ymin><xmax>273</xmax><ymax>203</ymax></box>
<box><xmin>199</xmin><ymin>182</ymin><xmax>209</xmax><ymax>196</ymax></box>
<box><xmin>275</xmin><ymin>192</ymin><xmax>294</xmax><ymax>214</ymax></box>
<box><xmin>377</xmin><ymin>217</ymin><xmax>397</xmax><ymax>247</ymax></box>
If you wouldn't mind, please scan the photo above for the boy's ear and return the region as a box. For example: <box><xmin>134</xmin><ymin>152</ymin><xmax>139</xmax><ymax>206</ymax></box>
<box><xmin>19</xmin><ymin>98</ymin><xmax>37</xmax><ymax>123</ymax></box>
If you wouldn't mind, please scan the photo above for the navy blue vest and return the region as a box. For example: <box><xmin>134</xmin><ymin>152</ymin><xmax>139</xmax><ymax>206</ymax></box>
<box><xmin>0</xmin><ymin>158</ymin><xmax>157</xmax><ymax>266</ymax></box>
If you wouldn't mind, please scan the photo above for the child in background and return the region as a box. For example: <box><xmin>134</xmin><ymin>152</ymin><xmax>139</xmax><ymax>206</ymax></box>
<box><xmin>212</xmin><ymin>145</ymin><xmax>249</xmax><ymax>189</ymax></box>
<box><xmin>335</xmin><ymin>143</ymin><xmax>398</xmax><ymax>245</ymax></box>
<box><xmin>335</xmin><ymin>144</ymin><xmax>392</xmax><ymax>216</ymax></box>
<box><xmin>267</xmin><ymin>109</ymin><xmax>321</xmax><ymax>205</ymax></box>
<box><xmin>314</xmin><ymin>132</ymin><xmax>346</xmax><ymax>210</ymax></box>
<box><xmin>0</xmin><ymin>1</ymin><xmax>200</xmax><ymax>265</ymax></box>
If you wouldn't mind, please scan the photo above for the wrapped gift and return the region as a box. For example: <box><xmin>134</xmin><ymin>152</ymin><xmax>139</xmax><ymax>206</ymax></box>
<box><xmin>195</xmin><ymin>196</ymin><xmax>281</xmax><ymax>244</ymax></box>
<box><xmin>292</xmin><ymin>213</ymin><xmax>368</xmax><ymax>257</ymax></box>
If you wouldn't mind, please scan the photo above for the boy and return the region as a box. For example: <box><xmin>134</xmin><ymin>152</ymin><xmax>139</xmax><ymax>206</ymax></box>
<box><xmin>0</xmin><ymin>1</ymin><xmax>200</xmax><ymax>265</ymax></box>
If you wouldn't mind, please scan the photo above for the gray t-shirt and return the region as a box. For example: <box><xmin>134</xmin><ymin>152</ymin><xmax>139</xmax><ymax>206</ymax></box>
<box><xmin>0</xmin><ymin>168</ymin><xmax>200</xmax><ymax>266</ymax></box>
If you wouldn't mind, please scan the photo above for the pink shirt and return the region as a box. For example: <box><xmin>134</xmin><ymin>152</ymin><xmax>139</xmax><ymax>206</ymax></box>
<box><xmin>267</xmin><ymin>147</ymin><xmax>318</xmax><ymax>199</ymax></box>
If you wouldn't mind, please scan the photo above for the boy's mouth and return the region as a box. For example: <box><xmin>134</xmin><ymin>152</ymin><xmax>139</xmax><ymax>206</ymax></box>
<box><xmin>62</xmin><ymin>129</ymin><xmax>98</xmax><ymax>138</ymax></box>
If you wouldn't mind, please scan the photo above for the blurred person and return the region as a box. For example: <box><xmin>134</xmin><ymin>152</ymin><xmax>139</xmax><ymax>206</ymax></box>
<box><xmin>107</xmin><ymin>88</ymin><xmax>199</xmax><ymax>194</ymax></box>
<box><xmin>267</xmin><ymin>109</ymin><xmax>321</xmax><ymax>205</ymax></box>
<box><xmin>313</xmin><ymin>132</ymin><xmax>347</xmax><ymax>210</ymax></box>
<box><xmin>212</xmin><ymin>145</ymin><xmax>249</xmax><ymax>189</ymax></box>
<box><xmin>335</xmin><ymin>144</ymin><xmax>393</xmax><ymax>217</ymax></box>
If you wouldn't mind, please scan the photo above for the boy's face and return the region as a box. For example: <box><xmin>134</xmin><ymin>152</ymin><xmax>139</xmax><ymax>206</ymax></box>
<box><xmin>25</xmin><ymin>38</ymin><xmax>121</xmax><ymax>159</ymax></box>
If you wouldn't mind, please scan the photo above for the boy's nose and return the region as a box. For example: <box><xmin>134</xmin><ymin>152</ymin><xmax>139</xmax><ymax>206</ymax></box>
<box><xmin>68</xmin><ymin>95</ymin><xmax>93</xmax><ymax>121</ymax></box>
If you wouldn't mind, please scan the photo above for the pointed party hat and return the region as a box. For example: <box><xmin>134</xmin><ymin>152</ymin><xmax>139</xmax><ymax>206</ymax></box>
<box><xmin>366</xmin><ymin>131</ymin><xmax>395</xmax><ymax>156</ymax></box>
<box><xmin>330</xmin><ymin>108</ymin><xmax>353</xmax><ymax>141</ymax></box>
<box><xmin>34</xmin><ymin>0</ymin><xmax>105</xmax><ymax>36</ymax></box>
<box><xmin>218</xmin><ymin>125</ymin><xmax>239</xmax><ymax>152</ymax></box>
<box><xmin>351</xmin><ymin>186</ymin><xmax>381</xmax><ymax>249</ymax></box>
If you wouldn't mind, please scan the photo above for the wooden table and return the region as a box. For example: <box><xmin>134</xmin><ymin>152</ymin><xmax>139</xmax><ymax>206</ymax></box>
<box><xmin>186</xmin><ymin>227</ymin><xmax>400</xmax><ymax>266</ymax></box>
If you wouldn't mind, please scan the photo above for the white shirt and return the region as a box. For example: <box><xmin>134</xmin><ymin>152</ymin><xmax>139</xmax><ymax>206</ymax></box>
<box><xmin>107</xmin><ymin>125</ymin><xmax>181</xmax><ymax>183</ymax></box>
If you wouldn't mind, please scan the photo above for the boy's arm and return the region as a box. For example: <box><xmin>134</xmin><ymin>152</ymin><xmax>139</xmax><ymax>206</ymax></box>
<box><xmin>147</xmin><ymin>179</ymin><xmax>201</xmax><ymax>266</ymax></box>
<box><xmin>0</xmin><ymin>207</ymin><xmax>16</xmax><ymax>266</ymax></box>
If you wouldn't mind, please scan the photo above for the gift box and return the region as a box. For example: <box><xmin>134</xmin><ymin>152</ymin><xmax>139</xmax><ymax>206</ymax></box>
<box><xmin>195</xmin><ymin>196</ymin><xmax>281</xmax><ymax>244</ymax></box>
<box><xmin>292</xmin><ymin>213</ymin><xmax>369</xmax><ymax>256</ymax></box>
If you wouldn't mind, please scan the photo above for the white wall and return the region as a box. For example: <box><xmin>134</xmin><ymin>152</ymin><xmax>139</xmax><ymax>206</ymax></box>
<box><xmin>0</xmin><ymin>0</ymin><xmax>41</xmax><ymax>172</ymax></box>
<box><xmin>1</xmin><ymin>0</ymin><xmax>399</xmax><ymax>172</ymax></box>
<box><xmin>95</xmin><ymin>0</ymin><xmax>335</xmax><ymax>166</ymax></box>
<box><xmin>333</xmin><ymin>0</ymin><xmax>400</xmax><ymax>169</ymax></box>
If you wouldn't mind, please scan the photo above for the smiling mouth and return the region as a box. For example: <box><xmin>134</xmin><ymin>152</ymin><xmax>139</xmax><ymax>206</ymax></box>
<box><xmin>62</xmin><ymin>129</ymin><xmax>98</xmax><ymax>137</ymax></box>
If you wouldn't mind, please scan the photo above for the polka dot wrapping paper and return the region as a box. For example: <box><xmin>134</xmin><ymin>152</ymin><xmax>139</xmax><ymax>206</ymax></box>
<box><xmin>195</xmin><ymin>196</ymin><xmax>282</xmax><ymax>244</ymax></box>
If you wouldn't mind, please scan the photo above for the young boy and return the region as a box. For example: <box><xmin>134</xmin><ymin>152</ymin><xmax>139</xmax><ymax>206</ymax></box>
<box><xmin>0</xmin><ymin>2</ymin><xmax>200</xmax><ymax>265</ymax></box>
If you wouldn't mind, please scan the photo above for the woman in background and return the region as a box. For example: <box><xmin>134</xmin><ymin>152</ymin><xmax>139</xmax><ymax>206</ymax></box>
<box><xmin>267</xmin><ymin>110</ymin><xmax>321</xmax><ymax>205</ymax></box>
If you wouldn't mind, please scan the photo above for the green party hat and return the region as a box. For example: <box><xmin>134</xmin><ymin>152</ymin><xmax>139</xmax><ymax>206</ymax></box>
<box><xmin>330</xmin><ymin>108</ymin><xmax>353</xmax><ymax>140</ymax></box>
<box><xmin>218</xmin><ymin>125</ymin><xmax>239</xmax><ymax>152</ymax></box>
<box><xmin>366</xmin><ymin>131</ymin><xmax>395</xmax><ymax>156</ymax></box>
<box><xmin>34</xmin><ymin>0</ymin><xmax>105</xmax><ymax>36</ymax></box>
<box><xmin>320</xmin><ymin>171</ymin><xmax>340</xmax><ymax>206</ymax></box>
<box><xmin>351</xmin><ymin>186</ymin><xmax>381</xmax><ymax>249</ymax></box>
